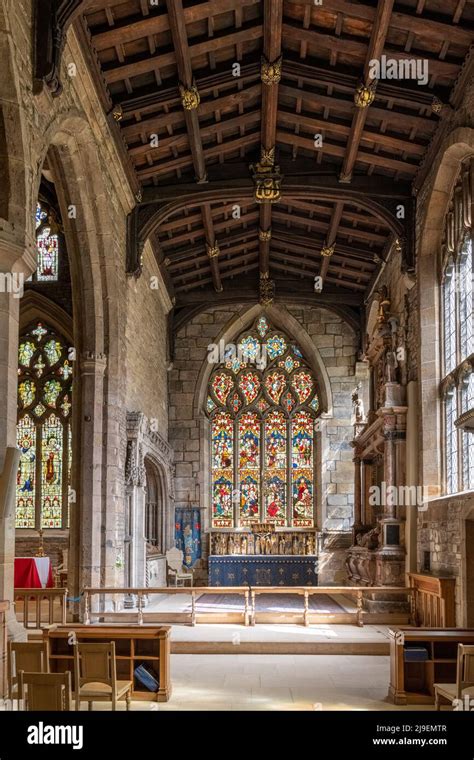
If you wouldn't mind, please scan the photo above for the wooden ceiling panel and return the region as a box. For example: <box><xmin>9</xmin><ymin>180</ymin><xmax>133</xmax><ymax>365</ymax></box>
<box><xmin>79</xmin><ymin>0</ymin><xmax>473</xmax><ymax>304</ymax></box>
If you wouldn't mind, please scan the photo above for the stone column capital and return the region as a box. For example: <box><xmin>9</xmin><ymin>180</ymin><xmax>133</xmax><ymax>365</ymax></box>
<box><xmin>80</xmin><ymin>352</ymin><xmax>107</xmax><ymax>376</ymax></box>
<box><xmin>0</xmin><ymin>227</ymin><xmax>36</xmax><ymax>276</ymax></box>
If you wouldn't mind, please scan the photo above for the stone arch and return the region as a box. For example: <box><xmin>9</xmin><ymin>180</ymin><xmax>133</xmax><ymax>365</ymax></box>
<box><xmin>32</xmin><ymin>111</ymin><xmax>129</xmax><ymax>595</ymax></box>
<box><xmin>144</xmin><ymin>455</ymin><xmax>167</xmax><ymax>554</ymax></box>
<box><xmin>193</xmin><ymin>303</ymin><xmax>335</xmax><ymax>419</ymax></box>
<box><xmin>19</xmin><ymin>291</ymin><xmax>74</xmax><ymax>345</ymax></box>
<box><xmin>417</xmin><ymin>127</ymin><xmax>474</xmax><ymax>493</ymax></box>
<box><xmin>191</xmin><ymin>303</ymin><xmax>351</xmax><ymax>532</ymax></box>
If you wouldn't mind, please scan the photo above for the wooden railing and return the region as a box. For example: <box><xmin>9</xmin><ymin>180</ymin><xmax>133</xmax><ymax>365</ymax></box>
<box><xmin>82</xmin><ymin>585</ymin><xmax>411</xmax><ymax>628</ymax></box>
<box><xmin>407</xmin><ymin>573</ymin><xmax>456</xmax><ymax>627</ymax></box>
<box><xmin>14</xmin><ymin>588</ymin><xmax>68</xmax><ymax>629</ymax></box>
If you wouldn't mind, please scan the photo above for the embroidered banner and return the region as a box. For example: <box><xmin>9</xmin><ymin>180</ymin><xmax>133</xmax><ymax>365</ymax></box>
<box><xmin>175</xmin><ymin>508</ymin><xmax>202</xmax><ymax>567</ymax></box>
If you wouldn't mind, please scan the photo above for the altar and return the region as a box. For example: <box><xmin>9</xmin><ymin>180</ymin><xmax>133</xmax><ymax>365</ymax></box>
<box><xmin>209</xmin><ymin>555</ymin><xmax>318</xmax><ymax>586</ymax></box>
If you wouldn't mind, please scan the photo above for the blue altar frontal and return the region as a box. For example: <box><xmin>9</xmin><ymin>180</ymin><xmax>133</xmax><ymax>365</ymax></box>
<box><xmin>208</xmin><ymin>555</ymin><xmax>318</xmax><ymax>586</ymax></box>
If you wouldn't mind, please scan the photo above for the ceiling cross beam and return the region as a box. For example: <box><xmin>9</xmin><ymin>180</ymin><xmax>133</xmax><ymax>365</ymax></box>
<box><xmin>164</xmin><ymin>0</ymin><xmax>223</xmax><ymax>292</ymax></box>
<box><xmin>165</xmin><ymin>0</ymin><xmax>206</xmax><ymax>183</ymax></box>
<box><xmin>339</xmin><ymin>0</ymin><xmax>395</xmax><ymax>183</ymax></box>
<box><xmin>319</xmin><ymin>200</ymin><xmax>344</xmax><ymax>285</ymax></box>
<box><xmin>257</xmin><ymin>0</ymin><xmax>283</xmax><ymax>279</ymax></box>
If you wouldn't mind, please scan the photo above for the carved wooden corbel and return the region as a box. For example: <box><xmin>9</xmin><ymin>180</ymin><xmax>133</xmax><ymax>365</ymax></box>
<box><xmin>34</xmin><ymin>1</ymin><xmax>85</xmax><ymax>96</ymax></box>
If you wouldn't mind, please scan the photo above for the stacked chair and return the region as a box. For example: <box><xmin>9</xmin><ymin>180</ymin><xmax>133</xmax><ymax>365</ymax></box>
<box><xmin>8</xmin><ymin>639</ymin><xmax>132</xmax><ymax>711</ymax></box>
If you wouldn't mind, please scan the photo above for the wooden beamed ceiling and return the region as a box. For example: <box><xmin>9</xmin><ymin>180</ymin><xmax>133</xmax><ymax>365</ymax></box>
<box><xmin>79</xmin><ymin>0</ymin><xmax>474</xmax><ymax>309</ymax></box>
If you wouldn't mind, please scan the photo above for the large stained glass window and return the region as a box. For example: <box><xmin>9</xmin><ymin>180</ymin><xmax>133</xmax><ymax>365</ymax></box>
<box><xmin>16</xmin><ymin>322</ymin><xmax>73</xmax><ymax>529</ymax></box>
<box><xmin>35</xmin><ymin>203</ymin><xmax>60</xmax><ymax>282</ymax></box>
<box><xmin>207</xmin><ymin>315</ymin><xmax>320</xmax><ymax>528</ymax></box>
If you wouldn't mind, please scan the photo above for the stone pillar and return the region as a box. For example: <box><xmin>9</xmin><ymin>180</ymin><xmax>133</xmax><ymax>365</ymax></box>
<box><xmin>0</xmin><ymin>234</ymin><xmax>35</xmax><ymax>638</ymax></box>
<box><xmin>405</xmin><ymin>380</ymin><xmax>419</xmax><ymax>574</ymax></box>
<box><xmin>75</xmin><ymin>352</ymin><xmax>107</xmax><ymax>599</ymax></box>
<box><xmin>124</xmin><ymin>440</ymin><xmax>147</xmax><ymax>599</ymax></box>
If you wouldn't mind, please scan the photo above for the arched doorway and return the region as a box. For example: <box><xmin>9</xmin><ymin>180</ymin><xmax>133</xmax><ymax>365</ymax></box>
<box><xmin>144</xmin><ymin>458</ymin><xmax>163</xmax><ymax>553</ymax></box>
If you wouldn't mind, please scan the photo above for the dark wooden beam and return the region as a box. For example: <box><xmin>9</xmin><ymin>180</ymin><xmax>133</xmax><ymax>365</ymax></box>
<box><xmin>277</xmin><ymin>129</ymin><xmax>418</xmax><ymax>176</ymax></box>
<box><xmin>175</xmin><ymin>262</ymin><xmax>260</xmax><ymax>292</ymax></box>
<box><xmin>270</xmin><ymin>248</ymin><xmax>372</xmax><ymax>281</ymax></box>
<box><xmin>340</xmin><ymin>0</ymin><xmax>395</xmax><ymax>183</ymax></box>
<box><xmin>277</xmin><ymin>110</ymin><xmax>426</xmax><ymax>159</ymax></box>
<box><xmin>286</xmin><ymin>0</ymin><xmax>473</xmax><ymax>47</ymax></box>
<box><xmin>122</xmin><ymin>83</ymin><xmax>261</xmax><ymax>142</ymax></box>
<box><xmin>258</xmin><ymin>0</ymin><xmax>283</xmax><ymax>278</ymax></box>
<box><xmin>272</xmin><ymin>230</ymin><xmax>382</xmax><ymax>264</ymax></box>
<box><xmin>91</xmin><ymin>0</ymin><xmax>260</xmax><ymax>51</ymax></box>
<box><xmin>175</xmin><ymin>282</ymin><xmax>363</xmax><ymax>306</ymax></box>
<box><xmin>281</xmin><ymin>22</ymin><xmax>461</xmax><ymax>80</ymax></box>
<box><xmin>102</xmin><ymin>24</ymin><xmax>264</xmax><ymax>84</ymax></box>
<box><xmin>160</xmin><ymin>211</ymin><xmax>260</xmax><ymax>248</ymax></box>
<box><xmin>272</xmin><ymin>210</ymin><xmax>388</xmax><ymax>245</ymax></box>
<box><xmin>165</xmin><ymin>0</ymin><xmax>206</xmax><ymax>182</ymax></box>
<box><xmin>136</xmin><ymin>131</ymin><xmax>260</xmax><ymax>181</ymax></box>
<box><xmin>169</xmin><ymin>240</ymin><xmax>259</xmax><ymax>272</ymax></box>
<box><xmin>279</xmin><ymin>83</ymin><xmax>437</xmax><ymax>133</ymax></box>
<box><xmin>270</xmin><ymin>261</ymin><xmax>367</xmax><ymax>291</ymax></box>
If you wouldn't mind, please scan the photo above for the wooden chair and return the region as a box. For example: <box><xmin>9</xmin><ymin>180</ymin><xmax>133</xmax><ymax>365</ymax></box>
<box><xmin>8</xmin><ymin>640</ymin><xmax>49</xmax><ymax>707</ymax></box>
<box><xmin>19</xmin><ymin>671</ymin><xmax>72</xmax><ymax>711</ymax></box>
<box><xmin>166</xmin><ymin>547</ymin><xmax>193</xmax><ymax>587</ymax></box>
<box><xmin>434</xmin><ymin>644</ymin><xmax>474</xmax><ymax>710</ymax></box>
<box><xmin>54</xmin><ymin>548</ymin><xmax>68</xmax><ymax>587</ymax></box>
<box><xmin>74</xmin><ymin>642</ymin><xmax>132</xmax><ymax>711</ymax></box>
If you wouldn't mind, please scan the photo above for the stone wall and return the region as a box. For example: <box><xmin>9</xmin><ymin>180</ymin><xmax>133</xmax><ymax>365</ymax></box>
<box><xmin>418</xmin><ymin>493</ymin><xmax>474</xmax><ymax>626</ymax></box>
<box><xmin>15</xmin><ymin>534</ymin><xmax>67</xmax><ymax>568</ymax></box>
<box><xmin>169</xmin><ymin>303</ymin><xmax>359</xmax><ymax>583</ymax></box>
<box><xmin>124</xmin><ymin>245</ymin><xmax>171</xmax><ymax>438</ymax></box>
<box><xmin>413</xmin><ymin>73</ymin><xmax>474</xmax><ymax>612</ymax></box>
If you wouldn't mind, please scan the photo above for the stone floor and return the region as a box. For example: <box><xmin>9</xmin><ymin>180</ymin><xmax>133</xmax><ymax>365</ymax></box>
<box><xmin>88</xmin><ymin>653</ymin><xmax>435</xmax><ymax>712</ymax></box>
<box><xmin>169</xmin><ymin>621</ymin><xmax>389</xmax><ymax>644</ymax></box>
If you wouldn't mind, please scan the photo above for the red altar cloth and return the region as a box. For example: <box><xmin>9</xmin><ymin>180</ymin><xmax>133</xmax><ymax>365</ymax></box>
<box><xmin>14</xmin><ymin>558</ymin><xmax>53</xmax><ymax>589</ymax></box>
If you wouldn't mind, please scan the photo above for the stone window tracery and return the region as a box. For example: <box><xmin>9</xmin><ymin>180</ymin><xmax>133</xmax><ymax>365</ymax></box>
<box><xmin>206</xmin><ymin>315</ymin><xmax>320</xmax><ymax>528</ymax></box>
<box><xmin>16</xmin><ymin>322</ymin><xmax>73</xmax><ymax>529</ymax></box>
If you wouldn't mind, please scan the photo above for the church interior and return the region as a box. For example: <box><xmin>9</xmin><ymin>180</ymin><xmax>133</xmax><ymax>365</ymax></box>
<box><xmin>0</xmin><ymin>0</ymin><xmax>474</xmax><ymax>717</ymax></box>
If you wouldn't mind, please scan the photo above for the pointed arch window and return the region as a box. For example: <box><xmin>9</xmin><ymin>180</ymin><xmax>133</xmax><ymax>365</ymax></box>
<box><xmin>441</xmin><ymin>158</ymin><xmax>474</xmax><ymax>494</ymax></box>
<box><xmin>207</xmin><ymin>315</ymin><xmax>319</xmax><ymax>528</ymax></box>
<box><xmin>16</xmin><ymin>322</ymin><xmax>73</xmax><ymax>529</ymax></box>
<box><xmin>34</xmin><ymin>202</ymin><xmax>60</xmax><ymax>282</ymax></box>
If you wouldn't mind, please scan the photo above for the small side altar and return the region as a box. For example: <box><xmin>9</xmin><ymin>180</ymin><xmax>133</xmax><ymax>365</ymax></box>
<box><xmin>209</xmin><ymin>523</ymin><xmax>318</xmax><ymax>586</ymax></box>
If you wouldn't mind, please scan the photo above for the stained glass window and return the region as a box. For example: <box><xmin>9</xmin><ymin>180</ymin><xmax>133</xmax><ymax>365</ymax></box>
<box><xmin>238</xmin><ymin>412</ymin><xmax>260</xmax><ymax>525</ymax></box>
<box><xmin>441</xmin><ymin>161</ymin><xmax>474</xmax><ymax>495</ymax></box>
<box><xmin>16</xmin><ymin>416</ymin><xmax>36</xmax><ymax>528</ymax></box>
<box><xmin>264</xmin><ymin>411</ymin><xmax>287</xmax><ymax>525</ymax></box>
<box><xmin>291</xmin><ymin>411</ymin><xmax>314</xmax><ymax>526</ymax></box>
<box><xmin>238</xmin><ymin>372</ymin><xmax>260</xmax><ymax>405</ymax></box>
<box><xmin>15</xmin><ymin>322</ymin><xmax>73</xmax><ymax>529</ymax></box>
<box><xmin>41</xmin><ymin>415</ymin><xmax>63</xmax><ymax>528</ymax></box>
<box><xmin>207</xmin><ymin>316</ymin><xmax>320</xmax><ymax>528</ymax></box>
<box><xmin>211</xmin><ymin>412</ymin><xmax>234</xmax><ymax>527</ymax></box>
<box><xmin>35</xmin><ymin>203</ymin><xmax>59</xmax><ymax>282</ymax></box>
